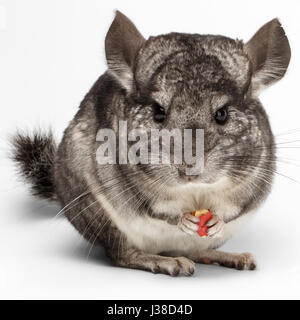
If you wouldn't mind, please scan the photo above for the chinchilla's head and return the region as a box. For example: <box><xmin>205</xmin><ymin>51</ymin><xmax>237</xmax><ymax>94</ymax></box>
<box><xmin>104</xmin><ymin>11</ymin><xmax>291</xmax><ymax>190</ymax></box>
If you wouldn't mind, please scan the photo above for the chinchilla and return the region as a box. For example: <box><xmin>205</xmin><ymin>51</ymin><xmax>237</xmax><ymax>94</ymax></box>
<box><xmin>11</xmin><ymin>11</ymin><xmax>291</xmax><ymax>276</ymax></box>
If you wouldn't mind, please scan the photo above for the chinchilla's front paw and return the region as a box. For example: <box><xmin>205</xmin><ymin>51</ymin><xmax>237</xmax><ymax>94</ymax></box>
<box><xmin>178</xmin><ymin>212</ymin><xmax>199</xmax><ymax>235</ymax></box>
<box><xmin>178</xmin><ymin>212</ymin><xmax>225</xmax><ymax>238</ymax></box>
<box><xmin>206</xmin><ymin>215</ymin><xmax>225</xmax><ymax>238</ymax></box>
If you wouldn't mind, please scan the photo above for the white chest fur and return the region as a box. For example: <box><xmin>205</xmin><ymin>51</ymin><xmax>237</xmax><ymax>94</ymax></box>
<box><xmin>94</xmin><ymin>177</ymin><xmax>252</xmax><ymax>255</ymax></box>
<box><xmin>121</xmin><ymin>213</ymin><xmax>251</xmax><ymax>255</ymax></box>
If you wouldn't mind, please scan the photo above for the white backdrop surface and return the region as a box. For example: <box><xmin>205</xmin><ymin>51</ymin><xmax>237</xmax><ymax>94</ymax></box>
<box><xmin>1</xmin><ymin>0</ymin><xmax>300</xmax><ymax>299</ymax></box>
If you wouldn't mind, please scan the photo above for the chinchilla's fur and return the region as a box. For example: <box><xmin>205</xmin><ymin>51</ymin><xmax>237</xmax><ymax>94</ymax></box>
<box><xmin>11</xmin><ymin>11</ymin><xmax>291</xmax><ymax>276</ymax></box>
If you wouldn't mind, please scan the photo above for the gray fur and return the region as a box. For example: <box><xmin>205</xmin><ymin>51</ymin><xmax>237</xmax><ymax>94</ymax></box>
<box><xmin>12</xmin><ymin>12</ymin><xmax>291</xmax><ymax>276</ymax></box>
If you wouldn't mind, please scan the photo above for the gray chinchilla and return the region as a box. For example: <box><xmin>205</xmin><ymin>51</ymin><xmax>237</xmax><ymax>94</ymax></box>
<box><xmin>11</xmin><ymin>11</ymin><xmax>291</xmax><ymax>276</ymax></box>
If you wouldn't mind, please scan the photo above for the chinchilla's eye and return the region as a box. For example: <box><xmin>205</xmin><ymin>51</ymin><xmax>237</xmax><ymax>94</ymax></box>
<box><xmin>215</xmin><ymin>105</ymin><xmax>228</xmax><ymax>125</ymax></box>
<box><xmin>153</xmin><ymin>103</ymin><xmax>166</xmax><ymax>123</ymax></box>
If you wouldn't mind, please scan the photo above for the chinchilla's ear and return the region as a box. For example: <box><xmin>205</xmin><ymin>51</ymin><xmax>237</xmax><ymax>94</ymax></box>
<box><xmin>105</xmin><ymin>11</ymin><xmax>145</xmax><ymax>92</ymax></box>
<box><xmin>244</xmin><ymin>18</ymin><xmax>291</xmax><ymax>95</ymax></box>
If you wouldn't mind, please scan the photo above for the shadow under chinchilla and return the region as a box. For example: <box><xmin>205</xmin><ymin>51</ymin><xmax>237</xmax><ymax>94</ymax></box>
<box><xmin>59</xmin><ymin>238</ymin><xmax>112</xmax><ymax>267</ymax></box>
<box><xmin>10</xmin><ymin>195</ymin><xmax>63</xmax><ymax>222</ymax></box>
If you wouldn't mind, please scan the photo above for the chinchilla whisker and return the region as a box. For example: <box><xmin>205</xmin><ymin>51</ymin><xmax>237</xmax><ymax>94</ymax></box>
<box><xmin>275</xmin><ymin>128</ymin><xmax>300</xmax><ymax>137</ymax></box>
<box><xmin>276</xmin><ymin>155</ymin><xmax>300</xmax><ymax>163</ymax></box>
<box><xmin>228</xmin><ymin>168</ymin><xmax>273</xmax><ymax>194</ymax></box>
<box><xmin>73</xmin><ymin>172</ymin><xmax>155</xmax><ymax>222</ymax></box>
<box><xmin>90</xmin><ymin>167</ymin><xmax>174</xmax><ymax>222</ymax></box>
<box><xmin>117</xmin><ymin>234</ymin><xmax>123</xmax><ymax>260</ymax></box>
<box><xmin>99</xmin><ymin>178</ymin><xmax>146</xmax><ymax>209</ymax></box>
<box><xmin>274</xmin><ymin>146</ymin><xmax>300</xmax><ymax>149</ymax></box>
<box><xmin>219</xmin><ymin>164</ymin><xmax>273</xmax><ymax>187</ymax></box>
<box><xmin>253</xmin><ymin>158</ymin><xmax>300</xmax><ymax>168</ymax></box>
<box><xmin>70</xmin><ymin>207</ymin><xmax>105</xmax><ymax>254</ymax></box>
<box><xmin>233</xmin><ymin>175</ymin><xmax>263</xmax><ymax>198</ymax></box>
<box><xmin>216</xmin><ymin>139</ymin><xmax>300</xmax><ymax>152</ymax></box>
<box><xmin>122</xmin><ymin>175</ymin><xmax>165</xmax><ymax>215</ymax></box>
<box><xmin>86</xmin><ymin>223</ymin><xmax>106</xmax><ymax>259</ymax></box>
<box><xmin>254</xmin><ymin>145</ymin><xmax>300</xmax><ymax>150</ymax></box>
<box><xmin>120</xmin><ymin>234</ymin><xmax>126</xmax><ymax>259</ymax></box>
<box><xmin>55</xmin><ymin>164</ymin><xmax>170</xmax><ymax>220</ymax></box>
<box><xmin>53</xmin><ymin>187</ymin><xmax>102</xmax><ymax>220</ymax></box>
<box><xmin>220</xmin><ymin>155</ymin><xmax>300</xmax><ymax>167</ymax></box>
<box><xmin>74</xmin><ymin>176</ymin><xmax>148</xmax><ymax>224</ymax></box>
<box><xmin>86</xmin><ymin>218</ymin><xmax>111</xmax><ymax>260</ymax></box>
<box><xmin>220</xmin><ymin>170</ymin><xmax>263</xmax><ymax>200</ymax></box>
<box><xmin>52</xmin><ymin>178</ymin><xmax>116</xmax><ymax>220</ymax></box>
<box><xmin>53</xmin><ymin>190</ymin><xmax>91</xmax><ymax>220</ymax></box>
<box><xmin>274</xmin><ymin>140</ymin><xmax>300</xmax><ymax>145</ymax></box>
<box><xmin>256</xmin><ymin>168</ymin><xmax>300</xmax><ymax>184</ymax></box>
<box><xmin>221</xmin><ymin>154</ymin><xmax>300</xmax><ymax>168</ymax></box>
<box><xmin>68</xmin><ymin>200</ymin><xmax>100</xmax><ymax>224</ymax></box>
<box><xmin>124</xmin><ymin>172</ymin><xmax>175</xmax><ymax>218</ymax></box>
<box><xmin>82</xmin><ymin>178</ymin><xmax>152</xmax><ymax>246</ymax></box>
<box><xmin>217</xmin><ymin>160</ymin><xmax>271</xmax><ymax>178</ymax></box>
<box><xmin>55</xmin><ymin>177</ymin><xmax>125</xmax><ymax>220</ymax></box>
<box><xmin>220</xmin><ymin>160</ymin><xmax>300</xmax><ymax>185</ymax></box>
<box><xmin>85</xmin><ymin>214</ymin><xmax>108</xmax><ymax>250</ymax></box>
<box><xmin>141</xmin><ymin>175</ymin><xmax>175</xmax><ymax>214</ymax></box>
<box><xmin>54</xmin><ymin>167</ymin><xmax>159</xmax><ymax>219</ymax></box>
<box><xmin>79</xmin><ymin>210</ymin><xmax>102</xmax><ymax>240</ymax></box>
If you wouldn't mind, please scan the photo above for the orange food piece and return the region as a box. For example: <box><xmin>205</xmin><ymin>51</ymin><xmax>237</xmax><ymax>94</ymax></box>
<box><xmin>192</xmin><ymin>209</ymin><xmax>213</xmax><ymax>237</ymax></box>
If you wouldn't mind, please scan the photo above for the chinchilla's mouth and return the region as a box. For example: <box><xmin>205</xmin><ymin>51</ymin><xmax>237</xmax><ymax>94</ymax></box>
<box><xmin>177</xmin><ymin>172</ymin><xmax>218</xmax><ymax>185</ymax></box>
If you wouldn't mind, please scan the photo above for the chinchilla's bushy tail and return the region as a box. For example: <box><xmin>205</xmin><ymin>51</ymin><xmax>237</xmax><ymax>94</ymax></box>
<box><xmin>10</xmin><ymin>130</ymin><xmax>57</xmax><ymax>201</ymax></box>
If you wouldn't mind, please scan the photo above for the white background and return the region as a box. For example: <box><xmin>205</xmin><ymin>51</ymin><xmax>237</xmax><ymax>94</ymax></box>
<box><xmin>1</xmin><ymin>0</ymin><xmax>300</xmax><ymax>300</ymax></box>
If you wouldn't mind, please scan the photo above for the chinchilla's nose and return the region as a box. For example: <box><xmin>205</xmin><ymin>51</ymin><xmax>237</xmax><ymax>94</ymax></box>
<box><xmin>178</xmin><ymin>168</ymin><xmax>199</xmax><ymax>182</ymax></box>
<box><xmin>177</xmin><ymin>163</ymin><xmax>202</xmax><ymax>181</ymax></box>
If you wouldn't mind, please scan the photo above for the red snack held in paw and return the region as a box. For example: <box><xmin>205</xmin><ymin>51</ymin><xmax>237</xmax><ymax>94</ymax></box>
<box><xmin>192</xmin><ymin>209</ymin><xmax>213</xmax><ymax>237</ymax></box>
